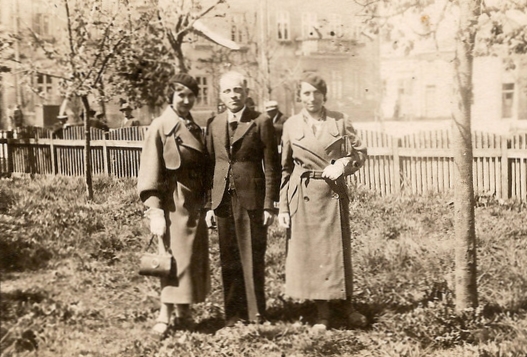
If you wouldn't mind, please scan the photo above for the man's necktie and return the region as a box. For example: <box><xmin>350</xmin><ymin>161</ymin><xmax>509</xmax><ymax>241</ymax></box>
<box><xmin>228</xmin><ymin>115</ymin><xmax>238</xmax><ymax>144</ymax></box>
<box><xmin>229</xmin><ymin>121</ymin><xmax>238</xmax><ymax>134</ymax></box>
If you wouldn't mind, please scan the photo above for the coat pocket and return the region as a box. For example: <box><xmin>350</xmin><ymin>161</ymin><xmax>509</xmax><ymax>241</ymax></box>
<box><xmin>287</xmin><ymin>173</ymin><xmax>301</xmax><ymax>217</ymax></box>
<box><xmin>163</xmin><ymin>135</ymin><xmax>181</xmax><ymax>170</ymax></box>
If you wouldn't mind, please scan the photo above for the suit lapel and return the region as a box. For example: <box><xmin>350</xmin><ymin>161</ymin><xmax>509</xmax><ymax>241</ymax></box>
<box><xmin>212</xmin><ymin>112</ymin><xmax>229</xmax><ymax>154</ymax></box>
<box><xmin>232</xmin><ymin>110</ymin><xmax>255</xmax><ymax>145</ymax></box>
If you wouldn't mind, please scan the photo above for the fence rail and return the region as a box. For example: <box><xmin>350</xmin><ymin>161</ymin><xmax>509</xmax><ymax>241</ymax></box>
<box><xmin>1</xmin><ymin>127</ymin><xmax>526</xmax><ymax>201</ymax></box>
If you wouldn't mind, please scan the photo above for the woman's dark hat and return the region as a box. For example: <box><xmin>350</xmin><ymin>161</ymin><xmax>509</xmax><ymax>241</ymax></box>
<box><xmin>174</xmin><ymin>73</ymin><xmax>200</xmax><ymax>96</ymax></box>
<box><xmin>300</xmin><ymin>73</ymin><xmax>327</xmax><ymax>96</ymax></box>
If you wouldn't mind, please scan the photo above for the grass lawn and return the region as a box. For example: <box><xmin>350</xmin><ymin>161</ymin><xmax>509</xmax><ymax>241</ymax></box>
<box><xmin>1</xmin><ymin>175</ymin><xmax>526</xmax><ymax>357</ymax></box>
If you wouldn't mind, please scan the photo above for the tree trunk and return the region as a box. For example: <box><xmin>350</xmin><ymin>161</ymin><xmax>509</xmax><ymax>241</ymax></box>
<box><xmin>81</xmin><ymin>96</ymin><xmax>94</xmax><ymax>201</ymax></box>
<box><xmin>451</xmin><ymin>0</ymin><xmax>479</xmax><ymax>312</ymax></box>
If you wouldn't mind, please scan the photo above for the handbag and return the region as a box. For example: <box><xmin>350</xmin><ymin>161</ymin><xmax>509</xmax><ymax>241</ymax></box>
<box><xmin>139</xmin><ymin>234</ymin><xmax>175</xmax><ymax>278</ymax></box>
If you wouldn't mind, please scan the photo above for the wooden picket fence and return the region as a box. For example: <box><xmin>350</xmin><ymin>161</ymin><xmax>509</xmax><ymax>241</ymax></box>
<box><xmin>0</xmin><ymin>126</ymin><xmax>148</xmax><ymax>178</ymax></box>
<box><xmin>351</xmin><ymin>129</ymin><xmax>527</xmax><ymax>201</ymax></box>
<box><xmin>1</xmin><ymin>126</ymin><xmax>526</xmax><ymax>201</ymax></box>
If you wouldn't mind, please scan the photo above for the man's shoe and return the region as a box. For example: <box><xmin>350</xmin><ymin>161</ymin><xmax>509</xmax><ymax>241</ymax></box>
<box><xmin>174</xmin><ymin>317</ymin><xmax>196</xmax><ymax>331</ymax></box>
<box><xmin>348</xmin><ymin>311</ymin><xmax>368</xmax><ymax>328</ymax></box>
<box><xmin>225</xmin><ymin>316</ymin><xmax>243</xmax><ymax>328</ymax></box>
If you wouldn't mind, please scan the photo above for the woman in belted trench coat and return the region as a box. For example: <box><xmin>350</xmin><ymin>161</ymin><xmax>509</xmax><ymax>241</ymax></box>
<box><xmin>278</xmin><ymin>73</ymin><xmax>367</xmax><ymax>331</ymax></box>
<box><xmin>138</xmin><ymin>74</ymin><xmax>210</xmax><ymax>338</ymax></box>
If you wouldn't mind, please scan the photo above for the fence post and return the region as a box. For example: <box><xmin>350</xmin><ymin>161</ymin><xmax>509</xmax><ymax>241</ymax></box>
<box><xmin>392</xmin><ymin>136</ymin><xmax>401</xmax><ymax>194</ymax></box>
<box><xmin>102</xmin><ymin>136</ymin><xmax>109</xmax><ymax>175</ymax></box>
<box><xmin>6</xmin><ymin>131</ymin><xmax>14</xmax><ymax>174</ymax></box>
<box><xmin>49</xmin><ymin>136</ymin><xmax>57</xmax><ymax>175</ymax></box>
<box><xmin>500</xmin><ymin>135</ymin><xmax>509</xmax><ymax>200</ymax></box>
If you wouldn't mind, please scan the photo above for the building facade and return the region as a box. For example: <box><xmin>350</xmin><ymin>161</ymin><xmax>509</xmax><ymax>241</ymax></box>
<box><xmin>1</xmin><ymin>0</ymin><xmax>380</xmax><ymax>129</ymax></box>
<box><xmin>187</xmin><ymin>0</ymin><xmax>380</xmax><ymax>125</ymax></box>
<box><xmin>372</xmin><ymin>9</ymin><xmax>527</xmax><ymax>136</ymax></box>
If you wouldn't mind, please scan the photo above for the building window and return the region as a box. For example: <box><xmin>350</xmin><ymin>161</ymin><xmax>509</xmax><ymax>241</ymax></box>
<box><xmin>302</xmin><ymin>13</ymin><xmax>318</xmax><ymax>39</ymax></box>
<box><xmin>502</xmin><ymin>83</ymin><xmax>514</xmax><ymax>118</ymax></box>
<box><xmin>33</xmin><ymin>13</ymin><xmax>50</xmax><ymax>37</ymax></box>
<box><xmin>36</xmin><ymin>74</ymin><xmax>53</xmax><ymax>95</ymax></box>
<box><xmin>328</xmin><ymin>14</ymin><xmax>343</xmax><ymax>38</ymax></box>
<box><xmin>352</xmin><ymin>70</ymin><xmax>361</xmax><ymax>100</ymax></box>
<box><xmin>196</xmin><ymin>76</ymin><xmax>210</xmax><ymax>106</ymax></box>
<box><xmin>330</xmin><ymin>71</ymin><xmax>343</xmax><ymax>100</ymax></box>
<box><xmin>230</xmin><ymin>14</ymin><xmax>245</xmax><ymax>43</ymax></box>
<box><xmin>351</xmin><ymin>25</ymin><xmax>362</xmax><ymax>41</ymax></box>
<box><xmin>277</xmin><ymin>11</ymin><xmax>290</xmax><ymax>41</ymax></box>
<box><xmin>425</xmin><ymin>85</ymin><xmax>437</xmax><ymax>118</ymax></box>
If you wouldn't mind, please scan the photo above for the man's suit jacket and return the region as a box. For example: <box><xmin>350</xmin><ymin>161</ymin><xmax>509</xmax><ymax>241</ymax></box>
<box><xmin>122</xmin><ymin>118</ymin><xmax>141</xmax><ymax>128</ymax></box>
<box><xmin>272</xmin><ymin>111</ymin><xmax>288</xmax><ymax>147</ymax></box>
<box><xmin>206</xmin><ymin>108</ymin><xmax>280</xmax><ymax>211</ymax></box>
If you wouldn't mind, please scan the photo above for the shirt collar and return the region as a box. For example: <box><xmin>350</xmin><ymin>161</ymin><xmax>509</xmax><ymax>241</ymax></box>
<box><xmin>228</xmin><ymin>106</ymin><xmax>246</xmax><ymax>123</ymax></box>
<box><xmin>302</xmin><ymin>107</ymin><xmax>326</xmax><ymax>125</ymax></box>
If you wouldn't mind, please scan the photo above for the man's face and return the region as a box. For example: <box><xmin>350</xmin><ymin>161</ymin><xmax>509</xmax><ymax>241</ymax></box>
<box><xmin>266</xmin><ymin>108</ymin><xmax>278</xmax><ymax>118</ymax></box>
<box><xmin>172</xmin><ymin>85</ymin><xmax>196</xmax><ymax>118</ymax></box>
<box><xmin>300</xmin><ymin>82</ymin><xmax>324</xmax><ymax>115</ymax></box>
<box><xmin>219</xmin><ymin>76</ymin><xmax>247</xmax><ymax>113</ymax></box>
<box><xmin>123</xmin><ymin>109</ymin><xmax>133</xmax><ymax>119</ymax></box>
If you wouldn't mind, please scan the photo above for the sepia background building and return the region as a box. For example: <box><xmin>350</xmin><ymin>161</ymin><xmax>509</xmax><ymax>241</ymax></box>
<box><xmin>1</xmin><ymin>0</ymin><xmax>526</xmax><ymax>133</ymax></box>
<box><xmin>0</xmin><ymin>0</ymin><xmax>380</xmax><ymax>128</ymax></box>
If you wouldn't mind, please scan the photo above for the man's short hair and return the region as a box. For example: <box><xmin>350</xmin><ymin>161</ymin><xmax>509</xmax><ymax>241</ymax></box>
<box><xmin>220</xmin><ymin>71</ymin><xmax>247</xmax><ymax>89</ymax></box>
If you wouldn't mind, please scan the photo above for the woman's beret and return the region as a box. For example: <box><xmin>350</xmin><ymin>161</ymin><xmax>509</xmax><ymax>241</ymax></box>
<box><xmin>174</xmin><ymin>73</ymin><xmax>200</xmax><ymax>96</ymax></box>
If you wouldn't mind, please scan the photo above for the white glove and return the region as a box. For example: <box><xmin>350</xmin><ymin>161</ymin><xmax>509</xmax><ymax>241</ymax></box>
<box><xmin>278</xmin><ymin>212</ymin><xmax>290</xmax><ymax>229</ymax></box>
<box><xmin>322</xmin><ymin>161</ymin><xmax>344</xmax><ymax>180</ymax></box>
<box><xmin>145</xmin><ymin>207</ymin><xmax>166</xmax><ymax>237</ymax></box>
<box><xmin>205</xmin><ymin>210</ymin><xmax>216</xmax><ymax>228</ymax></box>
<box><xmin>263</xmin><ymin>210</ymin><xmax>274</xmax><ymax>227</ymax></box>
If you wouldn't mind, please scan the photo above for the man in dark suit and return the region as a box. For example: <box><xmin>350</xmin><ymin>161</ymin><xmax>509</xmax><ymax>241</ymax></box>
<box><xmin>52</xmin><ymin>115</ymin><xmax>69</xmax><ymax>139</ymax></box>
<box><xmin>119</xmin><ymin>102</ymin><xmax>141</xmax><ymax>127</ymax></box>
<box><xmin>205</xmin><ymin>71</ymin><xmax>280</xmax><ymax>327</ymax></box>
<box><xmin>265</xmin><ymin>100</ymin><xmax>288</xmax><ymax>152</ymax></box>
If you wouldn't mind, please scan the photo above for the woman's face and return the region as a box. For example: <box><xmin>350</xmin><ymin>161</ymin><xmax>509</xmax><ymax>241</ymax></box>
<box><xmin>172</xmin><ymin>85</ymin><xmax>196</xmax><ymax>117</ymax></box>
<box><xmin>300</xmin><ymin>82</ymin><xmax>325</xmax><ymax>115</ymax></box>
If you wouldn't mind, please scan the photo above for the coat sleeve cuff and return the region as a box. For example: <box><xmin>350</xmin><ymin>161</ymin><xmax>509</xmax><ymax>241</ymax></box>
<box><xmin>143</xmin><ymin>193</ymin><xmax>162</xmax><ymax>209</ymax></box>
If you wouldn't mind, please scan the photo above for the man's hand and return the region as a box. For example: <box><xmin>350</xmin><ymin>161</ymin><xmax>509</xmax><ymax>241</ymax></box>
<box><xmin>322</xmin><ymin>161</ymin><xmax>344</xmax><ymax>180</ymax></box>
<box><xmin>205</xmin><ymin>210</ymin><xmax>216</xmax><ymax>228</ymax></box>
<box><xmin>263</xmin><ymin>210</ymin><xmax>274</xmax><ymax>226</ymax></box>
<box><xmin>146</xmin><ymin>207</ymin><xmax>166</xmax><ymax>237</ymax></box>
<box><xmin>278</xmin><ymin>212</ymin><xmax>290</xmax><ymax>229</ymax></box>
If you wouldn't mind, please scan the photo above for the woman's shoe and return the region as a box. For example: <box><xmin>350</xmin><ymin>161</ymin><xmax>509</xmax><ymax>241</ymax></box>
<box><xmin>150</xmin><ymin>322</ymin><xmax>170</xmax><ymax>340</ymax></box>
<box><xmin>347</xmin><ymin>311</ymin><xmax>367</xmax><ymax>328</ymax></box>
<box><xmin>312</xmin><ymin>319</ymin><xmax>329</xmax><ymax>334</ymax></box>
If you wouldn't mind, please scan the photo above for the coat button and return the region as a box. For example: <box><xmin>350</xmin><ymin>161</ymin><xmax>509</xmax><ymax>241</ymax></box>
<box><xmin>304</xmin><ymin>196</ymin><xmax>309</xmax><ymax>202</ymax></box>
<box><xmin>332</xmin><ymin>193</ymin><xmax>339</xmax><ymax>199</ymax></box>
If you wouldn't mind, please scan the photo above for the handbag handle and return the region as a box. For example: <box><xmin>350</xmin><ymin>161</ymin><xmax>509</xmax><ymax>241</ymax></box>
<box><xmin>144</xmin><ymin>234</ymin><xmax>172</xmax><ymax>255</ymax></box>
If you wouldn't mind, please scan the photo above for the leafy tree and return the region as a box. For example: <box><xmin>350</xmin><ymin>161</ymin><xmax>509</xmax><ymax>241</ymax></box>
<box><xmin>7</xmin><ymin>0</ymin><xmax>228</xmax><ymax>199</ymax></box>
<box><xmin>14</xmin><ymin>0</ymin><xmax>147</xmax><ymax>200</ymax></box>
<box><xmin>108</xmin><ymin>0</ymin><xmax>229</xmax><ymax>110</ymax></box>
<box><xmin>358</xmin><ymin>0</ymin><xmax>527</xmax><ymax>312</ymax></box>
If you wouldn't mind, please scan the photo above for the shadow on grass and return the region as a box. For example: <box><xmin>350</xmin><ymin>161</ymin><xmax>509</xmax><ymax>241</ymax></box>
<box><xmin>0</xmin><ymin>289</ymin><xmax>48</xmax><ymax>322</ymax></box>
<box><xmin>192</xmin><ymin>317</ymin><xmax>226</xmax><ymax>335</ymax></box>
<box><xmin>266</xmin><ymin>299</ymin><xmax>374</xmax><ymax>329</ymax></box>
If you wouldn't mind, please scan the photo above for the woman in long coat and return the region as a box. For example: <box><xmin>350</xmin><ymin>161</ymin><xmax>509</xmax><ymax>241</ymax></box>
<box><xmin>278</xmin><ymin>73</ymin><xmax>367</xmax><ymax>331</ymax></box>
<box><xmin>138</xmin><ymin>74</ymin><xmax>210</xmax><ymax>338</ymax></box>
